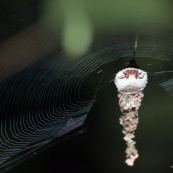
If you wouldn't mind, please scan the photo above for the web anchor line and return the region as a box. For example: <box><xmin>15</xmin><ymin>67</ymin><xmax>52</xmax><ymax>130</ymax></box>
<box><xmin>126</xmin><ymin>33</ymin><xmax>140</xmax><ymax>69</ymax></box>
<box><xmin>132</xmin><ymin>33</ymin><xmax>139</xmax><ymax>61</ymax></box>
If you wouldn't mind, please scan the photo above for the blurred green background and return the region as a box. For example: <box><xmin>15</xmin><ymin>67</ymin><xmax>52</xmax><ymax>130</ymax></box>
<box><xmin>41</xmin><ymin>0</ymin><xmax>172</xmax><ymax>56</ymax></box>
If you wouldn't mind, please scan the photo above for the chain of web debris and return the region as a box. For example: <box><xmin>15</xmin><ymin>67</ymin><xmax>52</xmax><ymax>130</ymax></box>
<box><xmin>118</xmin><ymin>91</ymin><xmax>144</xmax><ymax>166</ymax></box>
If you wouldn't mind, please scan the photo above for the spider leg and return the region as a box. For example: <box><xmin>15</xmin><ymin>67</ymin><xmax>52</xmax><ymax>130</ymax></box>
<box><xmin>125</xmin><ymin>71</ymin><xmax>129</xmax><ymax>79</ymax></box>
<box><xmin>118</xmin><ymin>71</ymin><xmax>126</xmax><ymax>79</ymax></box>
<box><xmin>137</xmin><ymin>71</ymin><xmax>144</xmax><ymax>79</ymax></box>
<box><xmin>118</xmin><ymin>75</ymin><xmax>126</xmax><ymax>79</ymax></box>
<box><xmin>139</xmin><ymin>73</ymin><xmax>145</xmax><ymax>79</ymax></box>
<box><xmin>135</xmin><ymin>71</ymin><xmax>139</xmax><ymax>79</ymax></box>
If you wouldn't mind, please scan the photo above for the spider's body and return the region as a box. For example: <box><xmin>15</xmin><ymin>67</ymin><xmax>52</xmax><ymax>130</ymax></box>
<box><xmin>118</xmin><ymin>69</ymin><xmax>145</xmax><ymax>79</ymax></box>
<box><xmin>114</xmin><ymin>67</ymin><xmax>147</xmax><ymax>92</ymax></box>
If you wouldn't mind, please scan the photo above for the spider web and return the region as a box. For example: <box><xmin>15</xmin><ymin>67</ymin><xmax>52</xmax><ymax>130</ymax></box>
<box><xmin>0</xmin><ymin>33</ymin><xmax>173</xmax><ymax>172</ymax></box>
<box><xmin>0</xmin><ymin>38</ymin><xmax>124</xmax><ymax>172</ymax></box>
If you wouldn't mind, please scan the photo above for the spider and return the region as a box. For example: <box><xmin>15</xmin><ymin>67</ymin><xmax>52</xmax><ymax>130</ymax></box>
<box><xmin>118</xmin><ymin>68</ymin><xmax>145</xmax><ymax>79</ymax></box>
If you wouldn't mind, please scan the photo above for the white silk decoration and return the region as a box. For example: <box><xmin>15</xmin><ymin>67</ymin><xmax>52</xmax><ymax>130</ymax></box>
<box><xmin>114</xmin><ymin>67</ymin><xmax>148</xmax><ymax>166</ymax></box>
